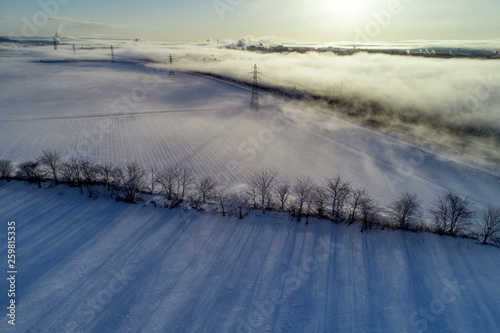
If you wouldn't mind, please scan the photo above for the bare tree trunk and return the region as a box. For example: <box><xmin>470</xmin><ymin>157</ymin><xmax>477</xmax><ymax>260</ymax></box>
<box><xmin>38</xmin><ymin>150</ymin><xmax>61</xmax><ymax>185</ymax></box>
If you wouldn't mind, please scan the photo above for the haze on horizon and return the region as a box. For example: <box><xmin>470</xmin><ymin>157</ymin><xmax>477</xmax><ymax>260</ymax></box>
<box><xmin>1</xmin><ymin>0</ymin><xmax>499</xmax><ymax>43</ymax></box>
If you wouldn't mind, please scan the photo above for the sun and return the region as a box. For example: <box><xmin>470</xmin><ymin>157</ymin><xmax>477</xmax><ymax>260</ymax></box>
<box><xmin>336</xmin><ymin>0</ymin><xmax>366</xmax><ymax>12</ymax></box>
<box><xmin>322</xmin><ymin>0</ymin><xmax>373</xmax><ymax>15</ymax></box>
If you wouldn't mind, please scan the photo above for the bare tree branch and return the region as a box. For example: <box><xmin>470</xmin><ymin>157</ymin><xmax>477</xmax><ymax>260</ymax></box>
<box><xmin>348</xmin><ymin>188</ymin><xmax>368</xmax><ymax>225</ymax></box>
<box><xmin>294</xmin><ymin>177</ymin><xmax>313</xmax><ymax>220</ymax></box>
<box><xmin>388</xmin><ymin>192</ymin><xmax>422</xmax><ymax>230</ymax></box>
<box><xmin>38</xmin><ymin>150</ymin><xmax>62</xmax><ymax>185</ymax></box>
<box><xmin>0</xmin><ymin>160</ymin><xmax>15</xmax><ymax>181</ymax></box>
<box><xmin>248</xmin><ymin>169</ymin><xmax>277</xmax><ymax>210</ymax></box>
<box><xmin>274</xmin><ymin>181</ymin><xmax>291</xmax><ymax>211</ymax></box>
<box><xmin>431</xmin><ymin>191</ymin><xmax>475</xmax><ymax>236</ymax></box>
<box><xmin>158</xmin><ymin>166</ymin><xmax>181</xmax><ymax>200</ymax></box>
<box><xmin>481</xmin><ymin>205</ymin><xmax>500</xmax><ymax>244</ymax></box>
<box><xmin>326</xmin><ymin>176</ymin><xmax>351</xmax><ymax>222</ymax></box>
<box><xmin>18</xmin><ymin>161</ymin><xmax>46</xmax><ymax>188</ymax></box>
<box><xmin>196</xmin><ymin>176</ymin><xmax>218</xmax><ymax>204</ymax></box>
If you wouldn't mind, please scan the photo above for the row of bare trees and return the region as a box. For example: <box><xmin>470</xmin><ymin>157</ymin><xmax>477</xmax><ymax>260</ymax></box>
<box><xmin>1</xmin><ymin>153</ymin><xmax>499</xmax><ymax>245</ymax></box>
<box><xmin>244</xmin><ymin>171</ymin><xmax>380</xmax><ymax>229</ymax></box>
<box><xmin>241</xmin><ymin>170</ymin><xmax>499</xmax><ymax>243</ymax></box>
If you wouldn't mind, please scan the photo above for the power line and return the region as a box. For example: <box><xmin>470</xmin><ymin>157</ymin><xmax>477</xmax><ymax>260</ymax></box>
<box><xmin>249</xmin><ymin>64</ymin><xmax>261</xmax><ymax>111</ymax></box>
<box><xmin>169</xmin><ymin>54</ymin><xmax>175</xmax><ymax>75</ymax></box>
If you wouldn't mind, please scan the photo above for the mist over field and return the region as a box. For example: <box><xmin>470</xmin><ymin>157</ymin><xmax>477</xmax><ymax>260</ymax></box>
<box><xmin>115</xmin><ymin>40</ymin><xmax>500</xmax><ymax>169</ymax></box>
<box><xmin>121</xmin><ymin>41</ymin><xmax>500</xmax><ymax>130</ymax></box>
<box><xmin>1</xmin><ymin>38</ymin><xmax>499</xmax><ymax>169</ymax></box>
<box><xmin>4</xmin><ymin>38</ymin><xmax>500</xmax><ymax>130</ymax></box>
<box><xmin>3</xmin><ymin>0</ymin><xmax>500</xmax><ymax>329</ymax></box>
<box><xmin>1</xmin><ymin>35</ymin><xmax>500</xmax><ymax>332</ymax></box>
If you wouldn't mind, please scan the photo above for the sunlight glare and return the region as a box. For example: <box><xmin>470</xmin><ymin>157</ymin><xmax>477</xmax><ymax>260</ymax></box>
<box><xmin>324</xmin><ymin>0</ymin><xmax>371</xmax><ymax>15</ymax></box>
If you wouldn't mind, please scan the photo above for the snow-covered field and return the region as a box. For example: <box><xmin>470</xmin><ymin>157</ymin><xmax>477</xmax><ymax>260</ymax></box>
<box><xmin>1</xmin><ymin>45</ymin><xmax>499</xmax><ymax>209</ymax></box>
<box><xmin>0</xmin><ymin>182</ymin><xmax>499</xmax><ymax>332</ymax></box>
<box><xmin>1</xmin><ymin>44</ymin><xmax>500</xmax><ymax>332</ymax></box>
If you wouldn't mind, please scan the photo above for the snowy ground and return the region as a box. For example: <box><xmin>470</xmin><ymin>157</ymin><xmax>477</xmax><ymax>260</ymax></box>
<box><xmin>1</xmin><ymin>45</ymin><xmax>500</xmax><ymax>332</ymax></box>
<box><xmin>0</xmin><ymin>182</ymin><xmax>499</xmax><ymax>333</ymax></box>
<box><xmin>0</xmin><ymin>47</ymin><xmax>499</xmax><ymax>210</ymax></box>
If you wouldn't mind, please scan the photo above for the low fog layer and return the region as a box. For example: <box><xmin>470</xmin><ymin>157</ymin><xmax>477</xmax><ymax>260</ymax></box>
<box><xmin>2</xmin><ymin>39</ymin><xmax>499</xmax><ymax>169</ymax></box>
<box><xmin>118</xmin><ymin>42</ymin><xmax>500</xmax><ymax>135</ymax></box>
<box><xmin>4</xmin><ymin>39</ymin><xmax>499</xmax><ymax>131</ymax></box>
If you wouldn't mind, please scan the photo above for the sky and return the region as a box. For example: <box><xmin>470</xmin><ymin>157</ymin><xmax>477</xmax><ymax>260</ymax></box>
<box><xmin>1</xmin><ymin>0</ymin><xmax>499</xmax><ymax>43</ymax></box>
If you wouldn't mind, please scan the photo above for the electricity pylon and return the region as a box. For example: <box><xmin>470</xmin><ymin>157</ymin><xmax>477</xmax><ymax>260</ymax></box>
<box><xmin>169</xmin><ymin>54</ymin><xmax>175</xmax><ymax>75</ymax></box>
<box><xmin>249</xmin><ymin>64</ymin><xmax>261</xmax><ymax>111</ymax></box>
<box><xmin>110</xmin><ymin>45</ymin><xmax>115</xmax><ymax>63</ymax></box>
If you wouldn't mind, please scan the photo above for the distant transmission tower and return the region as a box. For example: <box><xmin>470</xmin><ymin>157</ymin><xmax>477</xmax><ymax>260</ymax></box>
<box><xmin>73</xmin><ymin>44</ymin><xmax>76</xmax><ymax>54</ymax></box>
<box><xmin>53</xmin><ymin>37</ymin><xmax>57</xmax><ymax>50</ymax></box>
<box><xmin>169</xmin><ymin>54</ymin><xmax>175</xmax><ymax>75</ymax></box>
<box><xmin>249</xmin><ymin>64</ymin><xmax>261</xmax><ymax>111</ymax></box>
<box><xmin>110</xmin><ymin>45</ymin><xmax>115</xmax><ymax>63</ymax></box>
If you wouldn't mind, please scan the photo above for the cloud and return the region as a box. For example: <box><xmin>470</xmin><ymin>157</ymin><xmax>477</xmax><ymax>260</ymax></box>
<box><xmin>48</xmin><ymin>17</ymin><xmax>159</xmax><ymax>29</ymax></box>
<box><xmin>115</xmin><ymin>40</ymin><xmax>500</xmax><ymax>137</ymax></box>
<box><xmin>224</xmin><ymin>35</ymin><xmax>276</xmax><ymax>48</ymax></box>
<box><xmin>48</xmin><ymin>17</ymin><xmax>125</xmax><ymax>28</ymax></box>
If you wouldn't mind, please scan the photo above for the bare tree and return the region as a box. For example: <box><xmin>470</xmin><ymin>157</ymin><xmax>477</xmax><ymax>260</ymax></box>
<box><xmin>81</xmin><ymin>159</ymin><xmax>99</xmax><ymax>198</ymax></box>
<box><xmin>274</xmin><ymin>181</ymin><xmax>291</xmax><ymax>211</ymax></box>
<box><xmin>431</xmin><ymin>191</ymin><xmax>475</xmax><ymax>236</ymax></box>
<box><xmin>388</xmin><ymin>193</ymin><xmax>422</xmax><ymax>229</ymax></box>
<box><xmin>38</xmin><ymin>150</ymin><xmax>62</xmax><ymax>185</ymax></box>
<box><xmin>110</xmin><ymin>165</ymin><xmax>125</xmax><ymax>198</ymax></box>
<box><xmin>232</xmin><ymin>191</ymin><xmax>250</xmax><ymax>219</ymax></box>
<box><xmin>61</xmin><ymin>159</ymin><xmax>76</xmax><ymax>187</ymax></box>
<box><xmin>157</xmin><ymin>166</ymin><xmax>181</xmax><ymax>200</ymax></box>
<box><xmin>196</xmin><ymin>176</ymin><xmax>218</xmax><ymax>204</ymax></box>
<box><xmin>360</xmin><ymin>195</ymin><xmax>380</xmax><ymax>232</ymax></box>
<box><xmin>245</xmin><ymin>182</ymin><xmax>258</xmax><ymax>208</ymax></box>
<box><xmin>312</xmin><ymin>185</ymin><xmax>328</xmax><ymax>217</ymax></box>
<box><xmin>0</xmin><ymin>160</ymin><xmax>15</xmax><ymax>181</ymax></box>
<box><xmin>18</xmin><ymin>161</ymin><xmax>36</xmax><ymax>185</ymax></box>
<box><xmin>348</xmin><ymin>188</ymin><xmax>368</xmax><ymax>225</ymax></box>
<box><xmin>216</xmin><ymin>184</ymin><xmax>229</xmax><ymax>217</ymax></box>
<box><xmin>480</xmin><ymin>205</ymin><xmax>500</xmax><ymax>244</ymax></box>
<box><xmin>18</xmin><ymin>161</ymin><xmax>46</xmax><ymax>188</ymax></box>
<box><xmin>122</xmin><ymin>162</ymin><xmax>146</xmax><ymax>203</ymax></box>
<box><xmin>68</xmin><ymin>157</ymin><xmax>84</xmax><ymax>194</ymax></box>
<box><xmin>187</xmin><ymin>192</ymin><xmax>202</xmax><ymax>210</ymax></box>
<box><xmin>179</xmin><ymin>166</ymin><xmax>195</xmax><ymax>200</ymax></box>
<box><xmin>305</xmin><ymin>192</ymin><xmax>315</xmax><ymax>225</ymax></box>
<box><xmin>294</xmin><ymin>177</ymin><xmax>313</xmax><ymax>220</ymax></box>
<box><xmin>148</xmin><ymin>165</ymin><xmax>158</xmax><ymax>193</ymax></box>
<box><xmin>326</xmin><ymin>176</ymin><xmax>351</xmax><ymax>222</ymax></box>
<box><xmin>99</xmin><ymin>162</ymin><xmax>115</xmax><ymax>190</ymax></box>
<box><xmin>247</xmin><ymin>169</ymin><xmax>277</xmax><ymax>210</ymax></box>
